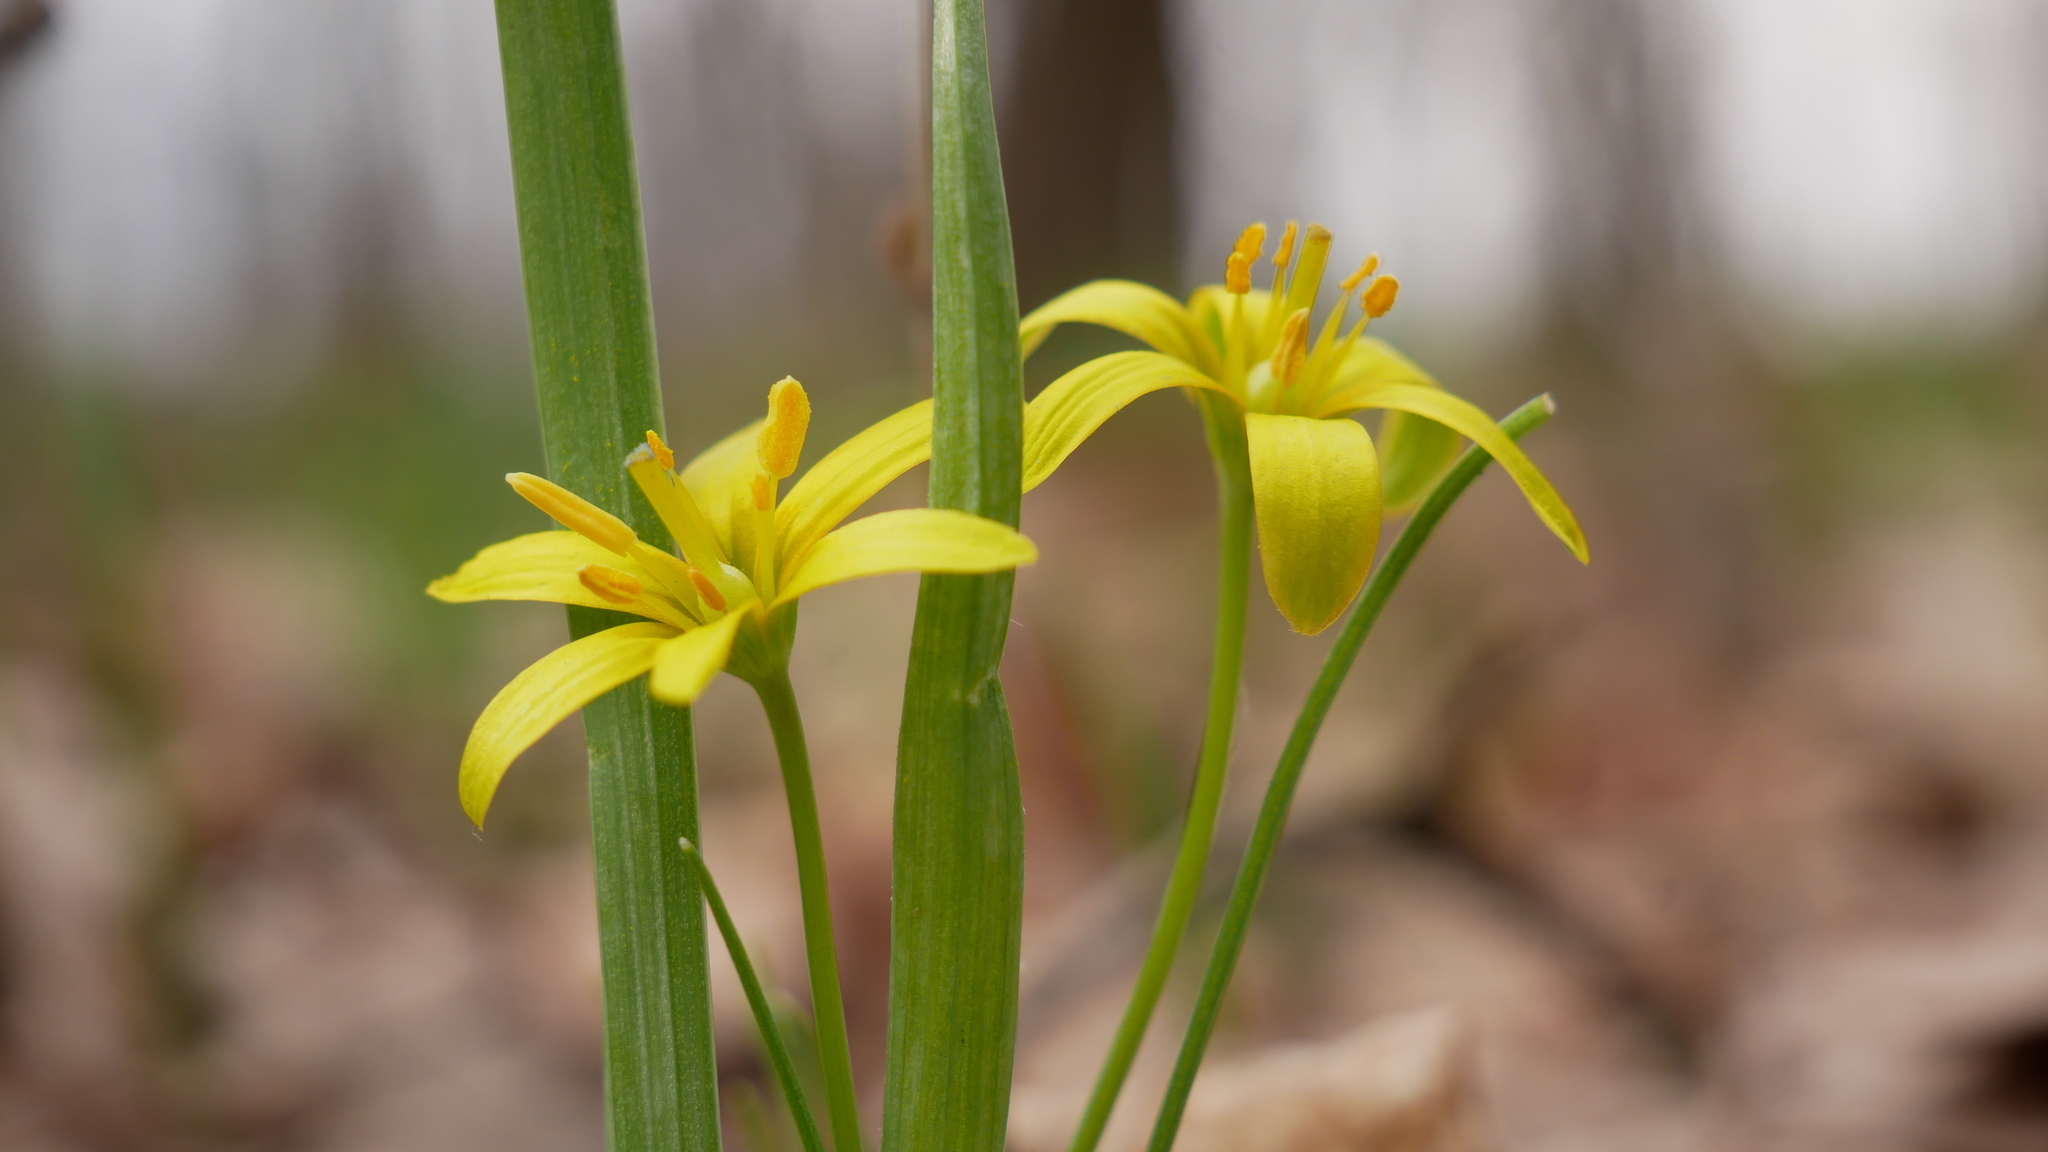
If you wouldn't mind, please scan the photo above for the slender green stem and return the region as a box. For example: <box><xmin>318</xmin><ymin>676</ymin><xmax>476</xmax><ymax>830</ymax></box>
<box><xmin>678</xmin><ymin>838</ymin><xmax>828</xmax><ymax>1152</ymax></box>
<box><xmin>1068</xmin><ymin>428</ymin><xmax>1253</xmax><ymax>1152</ymax></box>
<box><xmin>754</xmin><ymin>670</ymin><xmax>866</xmax><ymax>1152</ymax></box>
<box><xmin>1146</xmin><ymin>397</ymin><xmax>1557</xmax><ymax>1152</ymax></box>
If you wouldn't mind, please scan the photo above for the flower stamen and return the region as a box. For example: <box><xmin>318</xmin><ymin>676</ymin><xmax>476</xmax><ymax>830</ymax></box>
<box><xmin>1270</xmin><ymin>221</ymin><xmax>1299</xmax><ymax>294</ymax></box>
<box><xmin>645</xmin><ymin>429</ymin><xmax>676</xmax><ymax>471</ymax></box>
<box><xmin>1225</xmin><ymin>222</ymin><xmax>1266</xmax><ymax>295</ymax></box>
<box><xmin>626</xmin><ymin>439</ymin><xmax>726</xmax><ymax>568</ymax></box>
<box><xmin>689</xmin><ymin>566</ymin><xmax>728</xmax><ymax>613</ymax></box>
<box><xmin>757</xmin><ymin>377</ymin><xmax>810</xmax><ymax>479</ymax></box>
<box><xmin>577</xmin><ymin>563</ymin><xmax>645</xmax><ymax>607</ymax></box>
<box><xmin>1362</xmin><ymin>275</ymin><xmax>1400</xmax><ymax>318</ymax></box>
<box><xmin>1269</xmin><ymin>309</ymin><xmax>1310</xmax><ymax>387</ymax></box>
<box><xmin>508</xmin><ymin>472</ymin><xmax>638</xmax><ymax>556</ymax></box>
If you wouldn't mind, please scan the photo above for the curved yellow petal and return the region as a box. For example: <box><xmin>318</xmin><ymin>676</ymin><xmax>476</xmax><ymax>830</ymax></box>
<box><xmin>1020</xmin><ymin>280</ymin><xmax>1219</xmax><ymax>375</ymax></box>
<box><xmin>773</xmin><ymin>508</ymin><xmax>1037</xmax><ymax>606</ymax></box>
<box><xmin>776</xmin><ymin>399</ymin><xmax>934</xmax><ymax>572</ymax></box>
<box><xmin>459</xmin><ymin>621</ymin><xmax>678</xmax><ymax>826</ymax></box>
<box><xmin>1022</xmin><ymin>351</ymin><xmax>1231</xmax><ymax>492</ymax></box>
<box><xmin>1246</xmin><ymin>412</ymin><xmax>1381</xmax><ymax>636</ymax></box>
<box><xmin>680</xmin><ymin>418</ymin><xmax>765</xmax><ymax>546</ymax></box>
<box><xmin>1376</xmin><ymin>414</ymin><xmax>1464</xmax><ymax>512</ymax></box>
<box><xmin>427</xmin><ymin>531</ymin><xmax>693</xmax><ymax>628</ymax></box>
<box><xmin>1187</xmin><ymin>285</ymin><xmax>1273</xmax><ymax>355</ymax></box>
<box><xmin>1321</xmin><ymin>385</ymin><xmax>1587</xmax><ymax>563</ymax></box>
<box><xmin>1304</xmin><ymin>340</ymin><xmax>1456</xmax><ymax>512</ymax></box>
<box><xmin>648</xmin><ymin>610</ymin><xmax>747</xmax><ymax>705</ymax></box>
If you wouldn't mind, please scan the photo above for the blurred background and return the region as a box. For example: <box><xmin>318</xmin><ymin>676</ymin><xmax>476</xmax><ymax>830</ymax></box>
<box><xmin>4</xmin><ymin>0</ymin><xmax>2048</xmax><ymax>1148</ymax></box>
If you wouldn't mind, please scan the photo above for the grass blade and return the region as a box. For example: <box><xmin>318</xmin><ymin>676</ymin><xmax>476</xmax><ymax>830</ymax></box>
<box><xmin>881</xmin><ymin>1</ymin><xmax>1025</xmax><ymax>1150</ymax></box>
<box><xmin>492</xmin><ymin>2</ymin><xmax>718</xmax><ymax>1148</ymax></box>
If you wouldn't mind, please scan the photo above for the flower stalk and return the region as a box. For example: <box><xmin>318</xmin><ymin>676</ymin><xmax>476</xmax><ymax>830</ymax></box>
<box><xmin>1146</xmin><ymin>396</ymin><xmax>1557</xmax><ymax>1152</ymax></box>
<box><xmin>751</xmin><ymin>669</ymin><xmax>865</xmax><ymax>1152</ymax></box>
<box><xmin>678</xmin><ymin>838</ymin><xmax>827</xmax><ymax>1152</ymax></box>
<box><xmin>1067</xmin><ymin>412</ymin><xmax>1251</xmax><ymax>1152</ymax></box>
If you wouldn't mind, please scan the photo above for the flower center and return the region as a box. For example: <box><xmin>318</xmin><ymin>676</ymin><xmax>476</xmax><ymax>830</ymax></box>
<box><xmin>1218</xmin><ymin>221</ymin><xmax>1402</xmax><ymax>415</ymax></box>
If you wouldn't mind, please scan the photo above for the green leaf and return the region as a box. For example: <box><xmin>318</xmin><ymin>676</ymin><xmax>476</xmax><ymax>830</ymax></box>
<box><xmin>491</xmin><ymin>1</ymin><xmax>718</xmax><ymax>1148</ymax></box>
<box><xmin>882</xmin><ymin>1</ymin><xmax>1025</xmax><ymax>1150</ymax></box>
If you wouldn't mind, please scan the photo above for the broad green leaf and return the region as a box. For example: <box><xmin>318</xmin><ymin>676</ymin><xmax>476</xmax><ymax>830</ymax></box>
<box><xmin>492</xmin><ymin>0</ymin><xmax>718</xmax><ymax>1146</ymax></box>
<box><xmin>885</xmin><ymin>0</ymin><xmax>1026</xmax><ymax>1150</ymax></box>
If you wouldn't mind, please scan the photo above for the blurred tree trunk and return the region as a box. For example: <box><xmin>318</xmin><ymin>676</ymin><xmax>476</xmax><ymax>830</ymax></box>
<box><xmin>998</xmin><ymin>0</ymin><xmax>1181</xmax><ymax>310</ymax></box>
<box><xmin>1537</xmin><ymin>0</ymin><xmax>1772</xmax><ymax>663</ymax></box>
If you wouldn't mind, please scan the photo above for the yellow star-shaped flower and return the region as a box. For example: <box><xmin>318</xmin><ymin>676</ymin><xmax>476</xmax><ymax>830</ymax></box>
<box><xmin>1015</xmin><ymin>221</ymin><xmax>1588</xmax><ymax>634</ymax></box>
<box><xmin>429</xmin><ymin>377</ymin><xmax>1035</xmax><ymax>824</ymax></box>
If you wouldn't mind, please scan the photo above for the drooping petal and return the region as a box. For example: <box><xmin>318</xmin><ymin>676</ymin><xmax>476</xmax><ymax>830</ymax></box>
<box><xmin>1320</xmin><ymin>385</ymin><xmax>1588</xmax><ymax>563</ymax></box>
<box><xmin>1188</xmin><ymin>285</ymin><xmax>1273</xmax><ymax>358</ymax></box>
<box><xmin>680</xmin><ymin>418</ymin><xmax>765</xmax><ymax>546</ymax></box>
<box><xmin>772</xmin><ymin>508</ymin><xmax>1037</xmax><ymax>606</ymax></box>
<box><xmin>1246</xmin><ymin>412</ymin><xmax>1382</xmax><ymax>636</ymax></box>
<box><xmin>1021</xmin><ymin>351</ymin><xmax>1232</xmax><ymax>492</ymax></box>
<box><xmin>648</xmin><ymin>610</ymin><xmax>747</xmax><ymax>705</ymax></box>
<box><xmin>776</xmin><ymin>399</ymin><xmax>934</xmax><ymax>572</ymax></box>
<box><xmin>458</xmin><ymin>621</ymin><xmax>678</xmax><ymax>826</ymax></box>
<box><xmin>1376</xmin><ymin>414</ymin><xmax>1464</xmax><ymax>512</ymax></box>
<box><xmin>427</xmin><ymin>532</ymin><xmax>693</xmax><ymax>628</ymax></box>
<box><xmin>1019</xmin><ymin>280</ymin><xmax>1219</xmax><ymax>375</ymax></box>
<box><xmin>1305</xmin><ymin>336</ymin><xmax>1436</xmax><ymax>411</ymax></box>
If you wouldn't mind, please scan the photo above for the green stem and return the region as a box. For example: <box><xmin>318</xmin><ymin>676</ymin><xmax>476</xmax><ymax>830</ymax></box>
<box><xmin>1068</xmin><ymin>423</ymin><xmax>1252</xmax><ymax>1152</ymax></box>
<box><xmin>754</xmin><ymin>670</ymin><xmax>866</xmax><ymax>1152</ymax></box>
<box><xmin>491</xmin><ymin>1</ymin><xmax>717</xmax><ymax>1147</ymax></box>
<box><xmin>678</xmin><ymin>838</ymin><xmax>828</xmax><ymax>1152</ymax></box>
<box><xmin>1145</xmin><ymin>397</ymin><xmax>1557</xmax><ymax>1152</ymax></box>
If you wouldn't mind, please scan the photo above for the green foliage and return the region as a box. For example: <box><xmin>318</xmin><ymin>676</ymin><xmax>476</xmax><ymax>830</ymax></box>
<box><xmin>491</xmin><ymin>1</ymin><xmax>717</xmax><ymax>1148</ymax></box>
<box><xmin>882</xmin><ymin>0</ymin><xmax>1026</xmax><ymax>1149</ymax></box>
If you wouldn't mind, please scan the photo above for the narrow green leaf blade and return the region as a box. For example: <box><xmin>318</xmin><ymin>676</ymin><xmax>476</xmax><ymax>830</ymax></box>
<box><xmin>882</xmin><ymin>1</ymin><xmax>1025</xmax><ymax>1150</ymax></box>
<box><xmin>491</xmin><ymin>2</ymin><xmax>719</xmax><ymax>1149</ymax></box>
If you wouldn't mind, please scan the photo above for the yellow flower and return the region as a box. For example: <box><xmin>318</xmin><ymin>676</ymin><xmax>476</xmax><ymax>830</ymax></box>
<box><xmin>429</xmin><ymin>377</ymin><xmax>1037</xmax><ymax>825</ymax></box>
<box><xmin>1016</xmin><ymin>221</ymin><xmax>1589</xmax><ymax>634</ymax></box>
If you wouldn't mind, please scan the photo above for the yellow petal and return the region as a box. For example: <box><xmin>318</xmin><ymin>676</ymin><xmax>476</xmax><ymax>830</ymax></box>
<box><xmin>427</xmin><ymin>532</ymin><xmax>693</xmax><ymax>628</ymax></box>
<box><xmin>1320</xmin><ymin>384</ymin><xmax>1588</xmax><ymax>563</ymax></box>
<box><xmin>1019</xmin><ymin>280</ymin><xmax>1220</xmax><ymax>376</ymax></box>
<box><xmin>1303</xmin><ymin>335</ymin><xmax>1435</xmax><ymax>411</ymax></box>
<box><xmin>1246</xmin><ymin>412</ymin><xmax>1382</xmax><ymax>636</ymax></box>
<box><xmin>1188</xmin><ymin>285</ymin><xmax>1273</xmax><ymax>355</ymax></box>
<box><xmin>1376</xmin><ymin>414</ymin><xmax>1464</xmax><ymax>511</ymax></box>
<box><xmin>648</xmin><ymin>610</ymin><xmax>747</xmax><ymax>705</ymax></box>
<box><xmin>1022</xmin><ymin>351</ymin><xmax>1231</xmax><ymax>492</ymax></box>
<box><xmin>776</xmin><ymin>399</ymin><xmax>934</xmax><ymax>572</ymax></box>
<box><xmin>680</xmin><ymin>418</ymin><xmax>765</xmax><ymax>546</ymax></box>
<box><xmin>773</xmin><ymin>508</ymin><xmax>1037</xmax><ymax>606</ymax></box>
<box><xmin>459</xmin><ymin>621</ymin><xmax>678</xmax><ymax>826</ymax></box>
